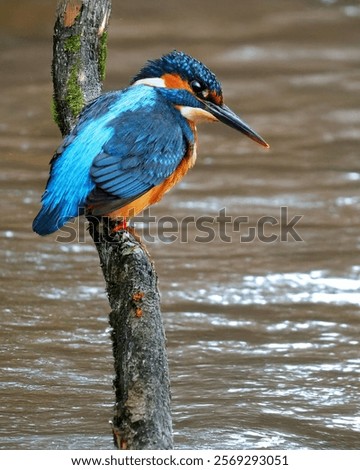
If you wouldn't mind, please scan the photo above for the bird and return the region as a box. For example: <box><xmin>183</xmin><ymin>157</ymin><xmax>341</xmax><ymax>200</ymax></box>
<box><xmin>33</xmin><ymin>50</ymin><xmax>269</xmax><ymax>236</ymax></box>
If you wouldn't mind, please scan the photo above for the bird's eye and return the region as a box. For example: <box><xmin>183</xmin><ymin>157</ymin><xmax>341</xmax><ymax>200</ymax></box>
<box><xmin>190</xmin><ymin>80</ymin><xmax>210</xmax><ymax>99</ymax></box>
<box><xmin>190</xmin><ymin>80</ymin><xmax>203</xmax><ymax>93</ymax></box>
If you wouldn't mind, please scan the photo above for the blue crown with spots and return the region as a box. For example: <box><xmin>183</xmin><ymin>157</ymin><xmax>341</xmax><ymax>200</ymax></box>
<box><xmin>131</xmin><ymin>50</ymin><xmax>223</xmax><ymax>96</ymax></box>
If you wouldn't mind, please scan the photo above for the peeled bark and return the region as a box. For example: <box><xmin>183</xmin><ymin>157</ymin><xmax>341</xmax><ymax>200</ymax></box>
<box><xmin>53</xmin><ymin>0</ymin><xmax>173</xmax><ymax>449</ymax></box>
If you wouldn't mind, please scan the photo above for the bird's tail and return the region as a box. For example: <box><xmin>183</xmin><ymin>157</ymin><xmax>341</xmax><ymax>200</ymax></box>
<box><xmin>32</xmin><ymin>205</ymin><xmax>72</xmax><ymax>236</ymax></box>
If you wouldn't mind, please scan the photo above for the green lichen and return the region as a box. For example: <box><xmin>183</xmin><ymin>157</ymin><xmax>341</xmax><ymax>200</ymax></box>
<box><xmin>98</xmin><ymin>31</ymin><xmax>108</xmax><ymax>81</ymax></box>
<box><xmin>64</xmin><ymin>34</ymin><xmax>81</xmax><ymax>53</ymax></box>
<box><xmin>66</xmin><ymin>62</ymin><xmax>85</xmax><ymax>118</ymax></box>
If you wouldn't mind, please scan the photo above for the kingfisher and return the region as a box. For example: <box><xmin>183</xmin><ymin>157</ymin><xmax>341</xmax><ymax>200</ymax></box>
<box><xmin>33</xmin><ymin>50</ymin><xmax>269</xmax><ymax>236</ymax></box>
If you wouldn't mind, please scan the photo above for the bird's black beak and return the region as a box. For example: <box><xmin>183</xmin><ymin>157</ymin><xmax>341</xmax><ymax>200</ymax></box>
<box><xmin>204</xmin><ymin>101</ymin><xmax>269</xmax><ymax>148</ymax></box>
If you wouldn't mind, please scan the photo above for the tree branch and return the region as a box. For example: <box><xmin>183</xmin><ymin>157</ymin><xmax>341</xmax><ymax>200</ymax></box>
<box><xmin>52</xmin><ymin>0</ymin><xmax>173</xmax><ymax>449</ymax></box>
<box><xmin>53</xmin><ymin>0</ymin><xmax>110</xmax><ymax>135</ymax></box>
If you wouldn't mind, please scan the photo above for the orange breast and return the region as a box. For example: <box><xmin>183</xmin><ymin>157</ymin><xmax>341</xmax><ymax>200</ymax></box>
<box><xmin>107</xmin><ymin>129</ymin><xmax>198</xmax><ymax>220</ymax></box>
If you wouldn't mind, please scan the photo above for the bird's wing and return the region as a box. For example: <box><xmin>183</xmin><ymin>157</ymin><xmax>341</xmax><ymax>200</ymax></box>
<box><xmin>33</xmin><ymin>85</ymin><xmax>193</xmax><ymax>234</ymax></box>
<box><xmin>33</xmin><ymin>91</ymin><xmax>124</xmax><ymax>235</ymax></box>
<box><xmin>88</xmin><ymin>94</ymin><xmax>190</xmax><ymax>214</ymax></box>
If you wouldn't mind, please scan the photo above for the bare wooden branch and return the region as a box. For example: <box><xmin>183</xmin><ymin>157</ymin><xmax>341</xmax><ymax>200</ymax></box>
<box><xmin>53</xmin><ymin>0</ymin><xmax>111</xmax><ymax>135</ymax></box>
<box><xmin>90</xmin><ymin>221</ymin><xmax>173</xmax><ymax>449</ymax></box>
<box><xmin>53</xmin><ymin>0</ymin><xmax>173</xmax><ymax>449</ymax></box>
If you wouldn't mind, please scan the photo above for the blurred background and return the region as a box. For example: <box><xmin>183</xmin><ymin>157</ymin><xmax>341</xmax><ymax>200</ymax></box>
<box><xmin>1</xmin><ymin>0</ymin><xmax>360</xmax><ymax>449</ymax></box>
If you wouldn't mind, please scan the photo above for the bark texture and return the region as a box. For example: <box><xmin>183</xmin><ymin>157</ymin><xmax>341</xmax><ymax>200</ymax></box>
<box><xmin>90</xmin><ymin>223</ymin><xmax>173</xmax><ymax>450</ymax></box>
<box><xmin>53</xmin><ymin>0</ymin><xmax>111</xmax><ymax>135</ymax></box>
<box><xmin>53</xmin><ymin>0</ymin><xmax>173</xmax><ymax>449</ymax></box>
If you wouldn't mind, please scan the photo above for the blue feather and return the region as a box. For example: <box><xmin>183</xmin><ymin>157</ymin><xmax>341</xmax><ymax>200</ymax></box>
<box><xmin>131</xmin><ymin>50</ymin><xmax>222</xmax><ymax>98</ymax></box>
<box><xmin>33</xmin><ymin>51</ymin><xmax>253</xmax><ymax>236</ymax></box>
<box><xmin>33</xmin><ymin>84</ymin><xmax>195</xmax><ymax>235</ymax></box>
<box><xmin>90</xmin><ymin>89</ymin><xmax>193</xmax><ymax>200</ymax></box>
<box><xmin>33</xmin><ymin>86</ymin><xmax>159</xmax><ymax>235</ymax></box>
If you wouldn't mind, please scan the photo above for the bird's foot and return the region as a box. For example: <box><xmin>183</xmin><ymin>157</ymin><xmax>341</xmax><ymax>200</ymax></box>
<box><xmin>112</xmin><ymin>218</ymin><xmax>128</xmax><ymax>232</ymax></box>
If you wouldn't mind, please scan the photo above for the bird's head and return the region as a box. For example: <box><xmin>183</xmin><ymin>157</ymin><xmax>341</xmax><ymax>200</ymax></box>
<box><xmin>131</xmin><ymin>50</ymin><xmax>269</xmax><ymax>148</ymax></box>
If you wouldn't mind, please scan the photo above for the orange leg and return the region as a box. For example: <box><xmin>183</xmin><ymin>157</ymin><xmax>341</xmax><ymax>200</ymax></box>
<box><xmin>112</xmin><ymin>218</ymin><xmax>128</xmax><ymax>232</ymax></box>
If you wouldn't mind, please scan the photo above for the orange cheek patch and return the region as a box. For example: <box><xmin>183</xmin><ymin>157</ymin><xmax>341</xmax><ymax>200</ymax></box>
<box><xmin>162</xmin><ymin>73</ymin><xmax>192</xmax><ymax>92</ymax></box>
<box><xmin>209</xmin><ymin>91</ymin><xmax>223</xmax><ymax>105</ymax></box>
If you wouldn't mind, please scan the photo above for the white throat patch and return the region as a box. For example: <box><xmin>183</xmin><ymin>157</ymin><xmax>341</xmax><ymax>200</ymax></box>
<box><xmin>178</xmin><ymin>106</ymin><xmax>218</xmax><ymax>123</ymax></box>
<box><xmin>132</xmin><ymin>77</ymin><xmax>166</xmax><ymax>88</ymax></box>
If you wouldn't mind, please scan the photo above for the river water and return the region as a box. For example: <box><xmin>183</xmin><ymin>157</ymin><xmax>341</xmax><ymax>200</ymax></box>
<box><xmin>1</xmin><ymin>0</ymin><xmax>360</xmax><ymax>449</ymax></box>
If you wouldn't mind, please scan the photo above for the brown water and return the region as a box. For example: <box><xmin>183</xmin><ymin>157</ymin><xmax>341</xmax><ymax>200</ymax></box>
<box><xmin>1</xmin><ymin>0</ymin><xmax>360</xmax><ymax>449</ymax></box>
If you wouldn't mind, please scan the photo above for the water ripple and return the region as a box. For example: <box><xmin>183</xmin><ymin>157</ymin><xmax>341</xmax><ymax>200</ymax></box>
<box><xmin>168</xmin><ymin>270</ymin><xmax>360</xmax><ymax>306</ymax></box>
